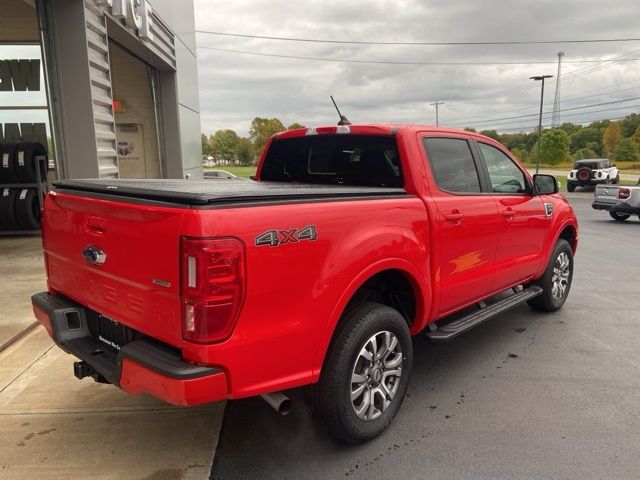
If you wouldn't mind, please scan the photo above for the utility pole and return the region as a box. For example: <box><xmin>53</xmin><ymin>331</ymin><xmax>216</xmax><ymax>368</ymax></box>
<box><xmin>551</xmin><ymin>52</ymin><xmax>565</xmax><ymax>128</ymax></box>
<box><xmin>430</xmin><ymin>101</ymin><xmax>444</xmax><ymax>126</ymax></box>
<box><xmin>530</xmin><ymin>75</ymin><xmax>553</xmax><ymax>175</ymax></box>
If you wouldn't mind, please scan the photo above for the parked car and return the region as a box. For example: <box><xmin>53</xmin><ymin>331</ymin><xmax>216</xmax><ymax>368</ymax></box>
<box><xmin>567</xmin><ymin>158</ymin><xmax>619</xmax><ymax>192</ymax></box>
<box><xmin>203</xmin><ymin>169</ymin><xmax>238</xmax><ymax>179</ymax></box>
<box><xmin>592</xmin><ymin>181</ymin><xmax>640</xmax><ymax>221</ymax></box>
<box><xmin>32</xmin><ymin>125</ymin><xmax>578</xmax><ymax>443</ymax></box>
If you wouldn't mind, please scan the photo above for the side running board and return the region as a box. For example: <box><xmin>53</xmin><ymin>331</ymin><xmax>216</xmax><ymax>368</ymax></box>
<box><xmin>425</xmin><ymin>286</ymin><xmax>543</xmax><ymax>342</ymax></box>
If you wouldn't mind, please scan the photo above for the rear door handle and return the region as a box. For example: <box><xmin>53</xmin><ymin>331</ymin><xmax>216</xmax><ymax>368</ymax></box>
<box><xmin>502</xmin><ymin>209</ymin><xmax>515</xmax><ymax>219</ymax></box>
<box><xmin>445</xmin><ymin>213</ymin><xmax>464</xmax><ymax>222</ymax></box>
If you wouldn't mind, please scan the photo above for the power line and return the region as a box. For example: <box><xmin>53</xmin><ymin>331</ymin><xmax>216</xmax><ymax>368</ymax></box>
<box><xmin>459</xmin><ymin>50</ymin><xmax>640</xmax><ymax>103</ymax></box>
<box><xmin>446</xmin><ymin>85</ymin><xmax>639</xmax><ymax>125</ymax></box>
<box><xmin>196</xmin><ymin>30</ymin><xmax>640</xmax><ymax>46</ymax></box>
<box><xmin>195</xmin><ymin>45</ymin><xmax>640</xmax><ymax>66</ymax></box>
<box><xmin>448</xmin><ymin>96</ymin><xmax>640</xmax><ymax>128</ymax></box>
<box><xmin>493</xmin><ymin>113</ymin><xmax>635</xmax><ymax>132</ymax></box>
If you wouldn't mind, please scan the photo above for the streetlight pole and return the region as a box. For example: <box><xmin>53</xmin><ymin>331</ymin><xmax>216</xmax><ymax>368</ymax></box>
<box><xmin>530</xmin><ymin>75</ymin><xmax>553</xmax><ymax>174</ymax></box>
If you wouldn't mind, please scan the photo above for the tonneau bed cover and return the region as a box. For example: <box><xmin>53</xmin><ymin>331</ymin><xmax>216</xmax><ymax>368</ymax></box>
<box><xmin>52</xmin><ymin>179</ymin><xmax>406</xmax><ymax>206</ymax></box>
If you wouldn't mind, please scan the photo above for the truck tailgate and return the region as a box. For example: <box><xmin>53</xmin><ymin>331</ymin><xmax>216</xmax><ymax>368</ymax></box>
<box><xmin>594</xmin><ymin>185</ymin><xmax>622</xmax><ymax>207</ymax></box>
<box><xmin>43</xmin><ymin>191</ymin><xmax>187</xmax><ymax>347</ymax></box>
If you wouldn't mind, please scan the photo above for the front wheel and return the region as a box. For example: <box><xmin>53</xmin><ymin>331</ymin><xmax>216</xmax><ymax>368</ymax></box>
<box><xmin>610</xmin><ymin>210</ymin><xmax>631</xmax><ymax>221</ymax></box>
<box><xmin>567</xmin><ymin>183</ymin><xmax>576</xmax><ymax>192</ymax></box>
<box><xmin>527</xmin><ymin>239</ymin><xmax>574</xmax><ymax>312</ymax></box>
<box><xmin>314</xmin><ymin>302</ymin><xmax>412</xmax><ymax>444</ymax></box>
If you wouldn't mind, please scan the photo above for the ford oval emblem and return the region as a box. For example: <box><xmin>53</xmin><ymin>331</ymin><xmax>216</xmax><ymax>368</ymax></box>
<box><xmin>82</xmin><ymin>246</ymin><xmax>107</xmax><ymax>265</ymax></box>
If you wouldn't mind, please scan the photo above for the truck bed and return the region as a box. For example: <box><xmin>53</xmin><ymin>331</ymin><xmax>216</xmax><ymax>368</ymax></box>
<box><xmin>53</xmin><ymin>179</ymin><xmax>406</xmax><ymax>206</ymax></box>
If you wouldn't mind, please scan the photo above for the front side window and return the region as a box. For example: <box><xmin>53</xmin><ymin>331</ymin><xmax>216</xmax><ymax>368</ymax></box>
<box><xmin>478</xmin><ymin>143</ymin><xmax>528</xmax><ymax>194</ymax></box>
<box><xmin>423</xmin><ymin>137</ymin><xmax>481</xmax><ymax>193</ymax></box>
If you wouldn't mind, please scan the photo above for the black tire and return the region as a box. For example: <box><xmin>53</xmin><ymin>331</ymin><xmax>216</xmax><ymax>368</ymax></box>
<box><xmin>0</xmin><ymin>143</ymin><xmax>21</xmax><ymax>183</ymax></box>
<box><xmin>609</xmin><ymin>210</ymin><xmax>631</xmax><ymax>222</ymax></box>
<box><xmin>314</xmin><ymin>302</ymin><xmax>412</xmax><ymax>444</ymax></box>
<box><xmin>527</xmin><ymin>239</ymin><xmax>573</xmax><ymax>312</ymax></box>
<box><xmin>14</xmin><ymin>188</ymin><xmax>41</xmax><ymax>230</ymax></box>
<box><xmin>0</xmin><ymin>188</ymin><xmax>19</xmax><ymax>230</ymax></box>
<box><xmin>15</xmin><ymin>142</ymin><xmax>47</xmax><ymax>183</ymax></box>
<box><xmin>567</xmin><ymin>183</ymin><xmax>576</xmax><ymax>192</ymax></box>
<box><xmin>613</xmin><ymin>174</ymin><xmax>620</xmax><ymax>185</ymax></box>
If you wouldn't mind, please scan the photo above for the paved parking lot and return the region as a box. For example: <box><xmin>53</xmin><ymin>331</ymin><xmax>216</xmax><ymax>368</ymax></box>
<box><xmin>212</xmin><ymin>194</ymin><xmax>640</xmax><ymax>479</ymax></box>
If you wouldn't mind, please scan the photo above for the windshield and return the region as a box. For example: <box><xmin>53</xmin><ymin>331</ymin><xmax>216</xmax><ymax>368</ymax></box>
<box><xmin>260</xmin><ymin>135</ymin><xmax>403</xmax><ymax>188</ymax></box>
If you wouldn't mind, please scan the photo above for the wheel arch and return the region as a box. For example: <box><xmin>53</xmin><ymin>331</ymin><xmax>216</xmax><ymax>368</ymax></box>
<box><xmin>558</xmin><ymin>223</ymin><xmax>578</xmax><ymax>253</ymax></box>
<box><xmin>311</xmin><ymin>259</ymin><xmax>430</xmax><ymax>378</ymax></box>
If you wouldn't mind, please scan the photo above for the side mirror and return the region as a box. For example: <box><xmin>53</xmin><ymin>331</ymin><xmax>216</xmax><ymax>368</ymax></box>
<box><xmin>533</xmin><ymin>174</ymin><xmax>558</xmax><ymax>195</ymax></box>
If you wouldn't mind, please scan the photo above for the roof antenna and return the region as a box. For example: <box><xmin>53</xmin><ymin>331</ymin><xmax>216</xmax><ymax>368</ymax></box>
<box><xmin>330</xmin><ymin>95</ymin><xmax>351</xmax><ymax>126</ymax></box>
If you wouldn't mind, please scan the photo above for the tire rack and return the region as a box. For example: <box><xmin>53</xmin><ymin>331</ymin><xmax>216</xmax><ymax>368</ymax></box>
<box><xmin>0</xmin><ymin>154</ymin><xmax>47</xmax><ymax>236</ymax></box>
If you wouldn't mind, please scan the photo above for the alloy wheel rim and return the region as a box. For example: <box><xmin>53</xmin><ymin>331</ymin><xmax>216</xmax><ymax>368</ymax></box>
<box><xmin>350</xmin><ymin>331</ymin><xmax>403</xmax><ymax>421</ymax></box>
<box><xmin>551</xmin><ymin>252</ymin><xmax>571</xmax><ymax>301</ymax></box>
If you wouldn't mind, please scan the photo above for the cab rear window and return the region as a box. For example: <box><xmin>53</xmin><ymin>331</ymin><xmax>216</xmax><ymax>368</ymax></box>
<box><xmin>260</xmin><ymin>135</ymin><xmax>403</xmax><ymax>188</ymax></box>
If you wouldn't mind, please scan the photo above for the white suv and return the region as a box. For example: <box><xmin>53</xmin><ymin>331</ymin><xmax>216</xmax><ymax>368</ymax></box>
<box><xmin>567</xmin><ymin>158</ymin><xmax>619</xmax><ymax>192</ymax></box>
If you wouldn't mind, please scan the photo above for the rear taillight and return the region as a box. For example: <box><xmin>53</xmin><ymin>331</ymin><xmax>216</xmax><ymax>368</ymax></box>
<box><xmin>619</xmin><ymin>188</ymin><xmax>631</xmax><ymax>200</ymax></box>
<box><xmin>180</xmin><ymin>237</ymin><xmax>246</xmax><ymax>343</ymax></box>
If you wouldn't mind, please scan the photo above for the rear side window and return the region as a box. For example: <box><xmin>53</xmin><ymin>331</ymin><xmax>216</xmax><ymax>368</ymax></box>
<box><xmin>423</xmin><ymin>137</ymin><xmax>481</xmax><ymax>193</ymax></box>
<box><xmin>260</xmin><ymin>135</ymin><xmax>403</xmax><ymax>187</ymax></box>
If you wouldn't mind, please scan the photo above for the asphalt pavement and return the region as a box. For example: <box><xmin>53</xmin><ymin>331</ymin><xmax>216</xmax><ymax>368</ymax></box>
<box><xmin>212</xmin><ymin>194</ymin><xmax>640</xmax><ymax>480</ymax></box>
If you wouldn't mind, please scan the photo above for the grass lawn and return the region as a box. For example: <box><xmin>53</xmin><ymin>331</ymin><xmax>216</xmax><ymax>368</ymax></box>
<box><xmin>523</xmin><ymin>161</ymin><xmax>640</xmax><ymax>175</ymax></box>
<box><xmin>204</xmin><ymin>165</ymin><xmax>257</xmax><ymax>178</ymax></box>
<box><xmin>552</xmin><ymin>175</ymin><xmax>637</xmax><ymax>189</ymax></box>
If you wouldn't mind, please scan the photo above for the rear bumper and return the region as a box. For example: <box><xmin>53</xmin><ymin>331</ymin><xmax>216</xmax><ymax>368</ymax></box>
<box><xmin>31</xmin><ymin>292</ymin><xmax>228</xmax><ymax>406</ymax></box>
<box><xmin>592</xmin><ymin>200</ymin><xmax>639</xmax><ymax>214</ymax></box>
<box><xmin>568</xmin><ymin>179</ymin><xmax>606</xmax><ymax>186</ymax></box>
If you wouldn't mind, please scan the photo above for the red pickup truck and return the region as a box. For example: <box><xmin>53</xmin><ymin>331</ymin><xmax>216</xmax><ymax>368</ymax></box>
<box><xmin>32</xmin><ymin>124</ymin><xmax>578</xmax><ymax>443</ymax></box>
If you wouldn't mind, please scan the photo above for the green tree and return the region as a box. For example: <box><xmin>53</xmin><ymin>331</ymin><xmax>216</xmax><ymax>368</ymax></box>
<box><xmin>531</xmin><ymin>129</ymin><xmax>570</xmax><ymax>165</ymax></box>
<box><xmin>632</xmin><ymin>124</ymin><xmax>640</xmax><ymax>150</ymax></box>
<box><xmin>201</xmin><ymin>133</ymin><xmax>211</xmax><ymax>157</ymax></box>
<box><xmin>463</xmin><ymin>127</ymin><xmax>477</xmax><ymax>132</ymax></box>
<box><xmin>602</xmin><ymin>122</ymin><xmax>622</xmax><ymax>157</ymax></box>
<box><xmin>249</xmin><ymin>117</ymin><xmax>286</xmax><ymax>158</ymax></box>
<box><xmin>619</xmin><ymin>113</ymin><xmax>640</xmax><ymax>138</ymax></box>
<box><xmin>235</xmin><ymin>137</ymin><xmax>254</xmax><ymax>166</ymax></box>
<box><xmin>287</xmin><ymin>122</ymin><xmax>305</xmax><ymax>130</ymax></box>
<box><xmin>573</xmin><ymin>148</ymin><xmax>597</xmax><ymax>161</ymax></box>
<box><xmin>479</xmin><ymin>129</ymin><xmax>499</xmax><ymax>141</ymax></box>
<box><xmin>210</xmin><ymin>129</ymin><xmax>240</xmax><ymax>164</ymax></box>
<box><xmin>612</xmin><ymin>138</ymin><xmax>639</xmax><ymax>162</ymax></box>
<box><xmin>510</xmin><ymin>147</ymin><xmax>528</xmax><ymax>163</ymax></box>
<box><xmin>570</xmin><ymin>127</ymin><xmax>602</xmax><ymax>156</ymax></box>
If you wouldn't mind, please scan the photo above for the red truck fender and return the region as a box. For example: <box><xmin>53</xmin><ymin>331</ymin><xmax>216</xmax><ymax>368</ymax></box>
<box><xmin>534</xmin><ymin>199</ymin><xmax>578</xmax><ymax>280</ymax></box>
<box><xmin>311</xmin><ymin>256</ymin><xmax>430</xmax><ymax>379</ymax></box>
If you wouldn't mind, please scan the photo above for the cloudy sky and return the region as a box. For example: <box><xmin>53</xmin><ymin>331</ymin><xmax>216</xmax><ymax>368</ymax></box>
<box><xmin>194</xmin><ymin>0</ymin><xmax>640</xmax><ymax>136</ymax></box>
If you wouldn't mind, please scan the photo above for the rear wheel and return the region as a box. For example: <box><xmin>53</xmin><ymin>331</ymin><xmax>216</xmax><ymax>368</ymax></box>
<box><xmin>527</xmin><ymin>239</ymin><xmax>573</xmax><ymax>312</ymax></box>
<box><xmin>613</xmin><ymin>174</ymin><xmax>620</xmax><ymax>184</ymax></box>
<box><xmin>314</xmin><ymin>302</ymin><xmax>412</xmax><ymax>444</ymax></box>
<box><xmin>610</xmin><ymin>210</ymin><xmax>631</xmax><ymax>222</ymax></box>
<box><xmin>567</xmin><ymin>183</ymin><xmax>576</xmax><ymax>192</ymax></box>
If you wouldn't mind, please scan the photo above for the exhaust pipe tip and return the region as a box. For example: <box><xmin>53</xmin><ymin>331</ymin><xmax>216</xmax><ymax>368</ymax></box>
<box><xmin>260</xmin><ymin>392</ymin><xmax>291</xmax><ymax>416</ymax></box>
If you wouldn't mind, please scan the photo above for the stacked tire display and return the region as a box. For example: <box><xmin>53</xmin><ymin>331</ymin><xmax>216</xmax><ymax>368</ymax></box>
<box><xmin>0</xmin><ymin>142</ymin><xmax>47</xmax><ymax>232</ymax></box>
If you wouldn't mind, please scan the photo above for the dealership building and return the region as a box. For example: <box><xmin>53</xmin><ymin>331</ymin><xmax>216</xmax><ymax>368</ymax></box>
<box><xmin>1</xmin><ymin>0</ymin><xmax>202</xmax><ymax>181</ymax></box>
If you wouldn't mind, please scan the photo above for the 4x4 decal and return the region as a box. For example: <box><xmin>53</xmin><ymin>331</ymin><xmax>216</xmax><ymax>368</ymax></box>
<box><xmin>255</xmin><ymin>225</ymin><xmax>317</xmax><ymax>247</ymax></box>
